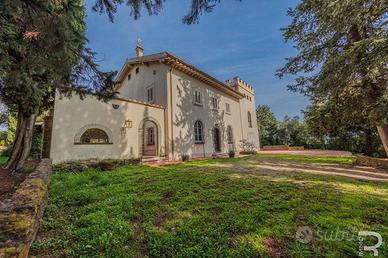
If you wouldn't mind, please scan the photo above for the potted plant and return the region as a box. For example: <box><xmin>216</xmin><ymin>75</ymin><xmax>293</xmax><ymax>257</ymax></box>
<box><xmin>229</xmin><ymin>150</ymin><xmax>235</xmax><ymax>158</ymax></box>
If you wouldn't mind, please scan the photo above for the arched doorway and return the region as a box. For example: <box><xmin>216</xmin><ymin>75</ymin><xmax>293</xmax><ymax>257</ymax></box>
<box><xmin>213</xmin><ymin>125</ymin><xmax>221</xmax><ymax>153</ymax></box>
<box><xmin>143</xmin><ymin>120</ymin><xmax>158</xmax><ymax>156</ymax></box>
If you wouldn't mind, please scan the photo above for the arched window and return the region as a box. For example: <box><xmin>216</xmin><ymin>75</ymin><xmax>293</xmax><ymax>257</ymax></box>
<box><xmin>247</xmin><ymin>111</ymin><xmax>252</xmax><ymax>128</ymax></box>
<box><xmin>227</xmin><ymin>126</ymin><xmax>234</xmax><ymax>144</ymax></box>
<box><xmin>80</xmin><ymin>128</ymin><xmax>109</xmax><ymax>144</ymax></box>
<box><xmin>194</xmin><ymin>120</ymin><xmax>204</xmax><ymax>143</ymax></box>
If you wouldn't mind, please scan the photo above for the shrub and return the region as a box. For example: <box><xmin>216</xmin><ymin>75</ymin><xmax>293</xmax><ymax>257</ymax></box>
<box><xmin>99</xmin><ymin>159</ymin><xmax>118</xmax><ymax>171</ymax></box>
<box><xmin>53</xmin><ymin>161</ymin><xmax>90</xmax><ymax>173</ymax></box>
<box><xmin>239</xmin><ymin>139</ymin><xmax>257</xmax><ymax>154</ymax></box>
<box><xmin>181</xmin><ymin>154</ymin><xmax>190</xmax><ymax>162</ymax></box>
<box><xmin>229</xmin><ymin>150</ymin><xmax>235</xmax><ymax>158</ymax></box>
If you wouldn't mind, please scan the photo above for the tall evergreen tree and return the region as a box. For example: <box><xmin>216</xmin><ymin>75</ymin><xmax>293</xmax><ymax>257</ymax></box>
<box><xmin>1</xmin><ymin>0</ymin><xmax>231</xmax><ymax>170</ymax></box>
<box><xmin>277</xmin><ymin>0</ymin><xmax>388</xmax><ymax>156</ymax></box>
<box><xmin>0</xmin><ymin>0</ymin><xmax>116</xmax><ymax>170</ymax></box>
<box><xmin>256</xmin><ymin>105</ymin><xmax>278</xmax><ymax>146</ymax></box>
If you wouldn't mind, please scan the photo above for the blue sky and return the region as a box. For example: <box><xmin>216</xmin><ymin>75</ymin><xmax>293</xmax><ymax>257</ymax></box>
<box><xmin>85</xmin><ymin>0</ymin><xmax>309</xmax><ymax>120</ymax></box>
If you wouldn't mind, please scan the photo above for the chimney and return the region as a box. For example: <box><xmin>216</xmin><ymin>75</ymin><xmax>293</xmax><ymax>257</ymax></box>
<box><xmin>135</xmin><ymin>38</ymin><xmax>144</xmax><ymax>57</ymax></box>
<box><xmin>136</xmin><ymin>45</ymin><xmax>144</xmax><ymax>57</ymax></box>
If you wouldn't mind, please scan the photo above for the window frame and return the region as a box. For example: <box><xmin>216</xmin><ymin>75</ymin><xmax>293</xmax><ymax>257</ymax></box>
<box><xmin>146</xmin><ymin>86</ymin><xmax>154</xmax><ymax>103</ymax></box>
<box><xmin>211</xmin><ymin>97</ymin><xmax>219</xmax><ymax>110</ymax></box>
<box><xmin>193</xmin><ymin>89</ymin><xmax>203</xmax><ymax>106</ymax></box>
<box><xmin>227</xmin><ymin>125</ymin><xmax>234</xmax><ymax>144</ymax></box>
<box><xmin>147</xmin><ymin>127</ymin><xmax>155</xmax><ymax>145</ymax></box>
<box><xmin>194</xmin><ymin>120</ymin><xmax>204</xmax><ymax>144</ymax></box>
<box><xmin>225</xmin><ymin>102</ymin><xmax>231</xmax><ymax>114</ymax></box>
<box><xmin>76</xmin><ymin>128</ymin><xmax>112</xmax><ymax>145</ymax></box>
<box><xmin>247</xmin><ymin>111</ymin><xmax>253</xmax><ymax>128</ymax></box>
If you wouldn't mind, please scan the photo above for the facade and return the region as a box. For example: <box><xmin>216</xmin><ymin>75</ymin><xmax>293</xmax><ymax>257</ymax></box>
<box><xmin>47</xmin><ymin>46</ymin><xmax>260</xmax><ymax>163</ymax></box>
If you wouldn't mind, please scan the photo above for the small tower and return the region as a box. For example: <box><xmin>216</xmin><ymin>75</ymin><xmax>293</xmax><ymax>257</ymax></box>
<box><xmin>226</xmin><ymin>76</ymin><xmax>255</xmax><ymax>99</ymax></box>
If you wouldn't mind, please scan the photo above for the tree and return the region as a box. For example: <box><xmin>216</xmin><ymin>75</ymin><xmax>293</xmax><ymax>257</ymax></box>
<box><xmin>0</xmin><ymin>0</ymin><xmax>116</xmax><ymax>170</ymax></box>
<box><xmin>1</xmin><ymin>0</ymin><xmax>231</xmax><ymax>170</ymax></box>
<box><xmin>277</xmin><ymin>0</ymin><xmax>388</xmax><ymax>157</ymax></box>
<box><xmin>304</xmin><ymin>101</ymin><xmax>385</xmax><ymax>156</ymax></box>
<box><xmin>256</xmin><ymin>105</ymin><xmax>278</xmax><ymax>146</ymax></box>
<box><xmin>92</xmin><ymin>0</ymin><xmax>234</xmax><ymax>24</ymax></box>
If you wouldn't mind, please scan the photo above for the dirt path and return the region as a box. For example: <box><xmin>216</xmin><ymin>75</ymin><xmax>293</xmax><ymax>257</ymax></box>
<box><xmin>250</xmin><ymin>160</ymin><xmax>388</xmax><ymax>182</ymax></box>
<box><xmin>257</xmin><ymin>150</ymin><xmax>352</xmax><ymax>157</ymax></box>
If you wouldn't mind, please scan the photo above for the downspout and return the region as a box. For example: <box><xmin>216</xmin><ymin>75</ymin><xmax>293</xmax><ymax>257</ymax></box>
<box><xmin>239</xmin><ymin>100</ymin><xmax>244</xmax><ymax>140</ymax></box>
<box><xmin>169</xmin><ymin>68</ymin><xmax>174</xmax><ymax>159</ymax></box>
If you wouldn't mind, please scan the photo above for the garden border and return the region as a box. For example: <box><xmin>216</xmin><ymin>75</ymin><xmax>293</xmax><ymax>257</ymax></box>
<box><xmin>0</xmin><ymin>159</ymin><xmax>52</xmax><ymax>258</ymax></box>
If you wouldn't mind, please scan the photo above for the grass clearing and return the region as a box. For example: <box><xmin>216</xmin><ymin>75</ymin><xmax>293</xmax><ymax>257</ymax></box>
<box><xmin>31</xmin><ymin>154</ymin><xmax>387</xmax><ymax>257</ymax></box>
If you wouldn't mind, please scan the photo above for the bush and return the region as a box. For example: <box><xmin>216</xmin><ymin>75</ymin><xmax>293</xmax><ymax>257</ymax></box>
<box><xmin>181</xmin><ymin>154</ymin><xmax>190</xmax><ymax>162</ymax></box>
<box><xmin>239</xmin><ymin>139</ymin><xmax>257</xmax><ymax>153</ymax></box>
<box><xmin>99</xmin><ymin>160</ymin><xmax>118</xmax><ymax>171</ymax></box>
<box><xmin>229</xmin><ymin>150</ymin><xmax>235</xmax><ymax>158</ymax></box>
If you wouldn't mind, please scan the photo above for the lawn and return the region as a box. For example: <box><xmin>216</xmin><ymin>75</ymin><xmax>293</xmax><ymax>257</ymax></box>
<box><xmin>31</xmin><ymin>155</ymin><xmax>387</xmax><ymax>257</ymax></box>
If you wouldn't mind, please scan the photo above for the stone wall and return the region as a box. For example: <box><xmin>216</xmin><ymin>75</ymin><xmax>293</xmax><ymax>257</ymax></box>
<box><xmin>0</xmin><ymin>159</ymin><xmax>52</xmax><ymax>258</ymax></box>
<box><xmin>356</xmin><ymin>155</ymin><xmax>388</xmax><ymax>170</ymax></box>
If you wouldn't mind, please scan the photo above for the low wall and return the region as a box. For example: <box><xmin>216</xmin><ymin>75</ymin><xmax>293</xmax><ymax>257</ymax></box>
<box><xmin>0</xmin><ymin>159</ymin><xmax>52</xmax><ymax>258</ymax></box>
<box><xmin>262</xmin><ymin>145</ymin><xmax>305</xmax><ymax>151</ymax></box>
<box><xmin>356</xmin><ymin>155</ymin><xmax>388</xmax><ymax>170</ymax></box>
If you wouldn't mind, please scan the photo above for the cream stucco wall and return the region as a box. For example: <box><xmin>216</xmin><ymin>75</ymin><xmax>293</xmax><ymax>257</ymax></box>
<box><xmin>117</xmin><ymin>63</ymin><xmax>168</xmax><ymax>106</ymax></box>
<box><xmin>169</xmin><ymin>69</ymin><xmax>260</xmax><ymax>160</ymax></box>
<box><xmin>50</xmin><ymin>93</ymin><xmax>165</xmax><ymax>164</ymax></box>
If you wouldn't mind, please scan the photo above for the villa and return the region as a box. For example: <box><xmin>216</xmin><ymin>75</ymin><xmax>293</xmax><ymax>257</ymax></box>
<box><xmin>42</xmin><ymin>45</ymin><xmax>260</xmax><ymax>163</ymax></box>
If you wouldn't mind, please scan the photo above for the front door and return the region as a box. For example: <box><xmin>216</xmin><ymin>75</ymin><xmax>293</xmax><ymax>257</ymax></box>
<box><xmin>143</xmin><ymin>122</ymin><xmax>157</xmax><ymax>156</ymax></box>
<box><xmin>213</xmin><ymin>127</ymin><xmax>221</xmax><ymax>152</ymax></box>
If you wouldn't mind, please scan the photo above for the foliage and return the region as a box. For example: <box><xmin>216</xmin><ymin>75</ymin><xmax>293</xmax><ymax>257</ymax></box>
<box><xmin>0</xmin><ymin>0</ymin><xmax>118</xmax><ymax>169</ymax></box>
<box><xmin>277</xmin><ymin>0</ymin><xmax>388</xmax><ymax>156</ymax></box>
<box><xmin>0</xmin><ymin>102</ymin><xmax>7</xmax><ymax>128</ymax></box>
<box><xmin>92</xmin><ymin>0</ymin><xmax>239</xmax><ymax>24</ymax></box>
<box><xmin>31</xmin><ymin>155</ymin><xmax>387</xmax><ymax>257</ymax></box>
<box><xmin>30</xmin><ymin>132</ymin><xmax>43</xmax><ymax>158</ymax></box>
<box><xmin>256</xmin><ymin>105</ymin><xmax>278</xmax><ymax>146</ymax></box>
<box><xmin>239</xmin><ymin>139</ymin><xmax>257</xmax><ymax>153</ymax></box>
<box><xmin>5</xmin><ymin>114</ymin><xmax>16</xmax><ymax>145</ymax></box>
<box><xmin>258</xmin><ymin>105</ymin><xmax>384</xmax><ymax>156</ymax></box>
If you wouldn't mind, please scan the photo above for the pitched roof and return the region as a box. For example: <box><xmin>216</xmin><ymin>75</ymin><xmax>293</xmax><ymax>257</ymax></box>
<box><xmin>115</xmin><ymin>52</ymin><xmax>244</xmax><ymax>99</ymax></box>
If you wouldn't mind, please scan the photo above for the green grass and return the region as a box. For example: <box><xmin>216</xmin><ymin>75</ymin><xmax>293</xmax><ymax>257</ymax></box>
<box><xmin>31</xmin><ymin>155</ymin><xmax>387</xmax><ymax>257</ymax></box>
<box><xmin>255</xmin><ymin>153</ymin><xmax>356</xmax><ymax>165</ymax></box>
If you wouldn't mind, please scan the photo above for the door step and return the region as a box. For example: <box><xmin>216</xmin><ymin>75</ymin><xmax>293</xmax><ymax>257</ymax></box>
<box><xmin>141</xmin><ymin>156</ymin><xmax>168</xmax><ymax>164</ymax></box>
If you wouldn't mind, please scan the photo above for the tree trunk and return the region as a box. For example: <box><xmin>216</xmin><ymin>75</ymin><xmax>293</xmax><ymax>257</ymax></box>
<box><xmin>376</xmin><ymin>123</ymin><xmax>388</xmax><ymax>158</ymax></box>
<box><xmin>5</xmin><ymin>110</ymin><xmax>38</xmax><ymax>171</ymax></box>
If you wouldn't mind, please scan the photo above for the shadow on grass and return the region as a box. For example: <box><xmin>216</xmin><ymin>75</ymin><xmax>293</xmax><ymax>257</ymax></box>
<box><xmin>31</xmin><ymin>155</ymin><xmax>388</xmax><ymax>257</ymax></box>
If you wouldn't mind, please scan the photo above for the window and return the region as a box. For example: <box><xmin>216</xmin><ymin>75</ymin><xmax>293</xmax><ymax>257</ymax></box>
<box><xmin>136</xmin><ymin>67</ymin><xmax>139</xmax><ymax>74</ymax></box>
<box><xmin>147</xmin><ymin>87</ymin><xmax>154</xmax><ymax>103</ymax></box>
<box><xmin>80</xmin><ymin>128</ymin><xmax>109</xmax><ymax>144</ymax></box>
<box><xmin>194</xmin><ymin>120</ymin><xmax>204</xmax><ymax>143</ymax></box>
<box><xmin>226</xmin><ymin>103</ymin><xmax>231</xmax><ymax>113</ymax></box>
<box><xmin>211</xmin><ymin>97</ymin><xmax>218</xmax><ymax>110</ymax></box>
<box><xmin>227</xmin><ymin>126</ymin><xmax>234</xmax><ymax>144</ymax></box>
<box><xmin>147</xmin><ymin>127</ymin><xmax>155</xmax><ymax>145</ymax></box>
<box><xmin>247</xmin><ymin>111</ymin><xmax>252</xmax><ymax>128</ymax></box>
<box><xmin>194</xmin><ymin>90</ymin><xmax>202</xmax><ymax>105</ymax></box>
<box><xmin>127</xmin><ymin>74</ymin><xmax>131</xmax><ymax>80</ymax></box>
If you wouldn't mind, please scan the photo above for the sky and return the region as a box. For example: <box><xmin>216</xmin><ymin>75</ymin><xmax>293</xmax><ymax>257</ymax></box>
<box><xmin>85</xmin><ymin>0</ymin><xmax>309</xmax><ymax>120</ymax></box>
